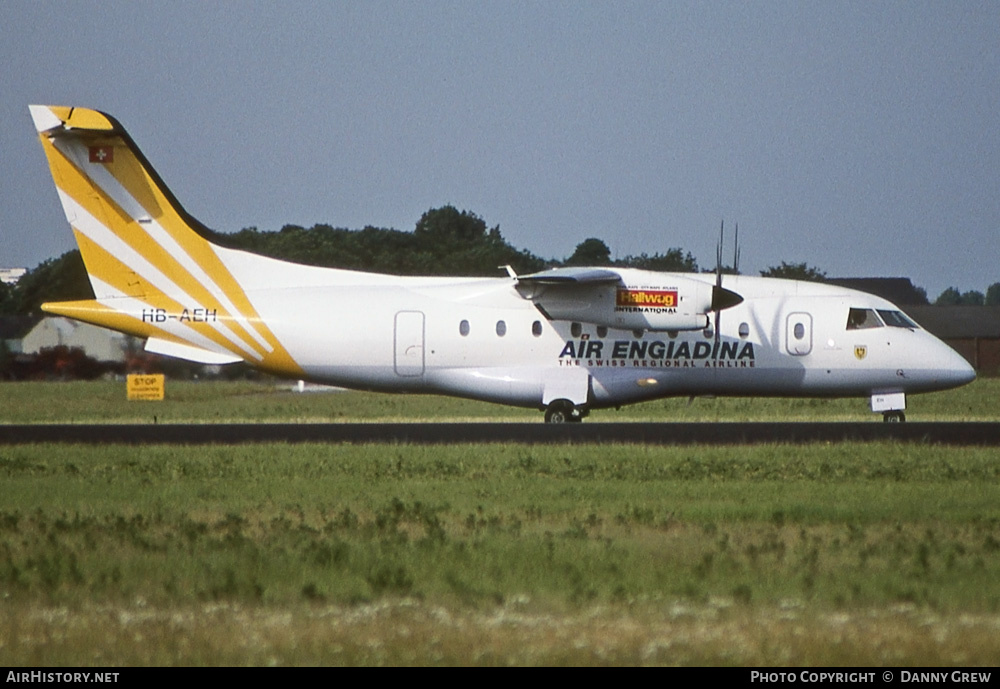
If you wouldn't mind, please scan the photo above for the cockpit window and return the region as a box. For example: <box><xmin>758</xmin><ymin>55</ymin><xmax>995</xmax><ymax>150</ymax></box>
<box><xmin>846</xmin><ymin>308</ymin><xmax>883</xmax><ymax>330</ymax></box>
<box><xmin>877</xmin><ymin>310</ymin><xmax>919</xmax><ymax>329</ymax></box>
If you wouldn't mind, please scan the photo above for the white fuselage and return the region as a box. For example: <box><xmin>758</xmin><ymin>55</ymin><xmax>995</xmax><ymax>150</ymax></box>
<box><xmin>221</xmin><ymin>249</ymin><xmax>975</xmax><ymax>410</ymax></box>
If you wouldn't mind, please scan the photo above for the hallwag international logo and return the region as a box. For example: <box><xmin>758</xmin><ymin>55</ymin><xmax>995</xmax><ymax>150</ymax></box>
<box><xmin>616</xmin><ymin>288</ymin><xmax>677</xmax><ymax>309</ymax></box>
<box><xmin>854</xmin><ymin>345</ymin><xmax>867</xmax><ymax>360</ymax></box>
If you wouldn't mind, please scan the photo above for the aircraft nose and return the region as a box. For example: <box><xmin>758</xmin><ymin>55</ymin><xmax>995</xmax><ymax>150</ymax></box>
<box><xmin>940</xmin><ymin>346</ymin><xmax>976</xmax><ymax>389</ymax></box>
<box><xmin>952</xmin><ymin>354</ymin><xmax>977</xmax><ymax>386</ymax></box>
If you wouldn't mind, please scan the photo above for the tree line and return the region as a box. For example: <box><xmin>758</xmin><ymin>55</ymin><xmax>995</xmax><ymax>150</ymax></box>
<box><xmin>2</xmin><ymin>205</ymin><xmax>997</xmax><ymax>315</ymax></box>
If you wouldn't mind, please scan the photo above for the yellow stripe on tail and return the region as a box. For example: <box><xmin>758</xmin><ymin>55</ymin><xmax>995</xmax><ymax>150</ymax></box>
<box><xmin>30</xmin><ymin>105</ymin><xmax>303</xmax><ymax>377</ymax></box>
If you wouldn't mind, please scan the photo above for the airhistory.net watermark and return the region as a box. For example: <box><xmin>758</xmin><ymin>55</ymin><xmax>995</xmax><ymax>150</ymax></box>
<box><xmin>6</xmin><ymin>673</ymin><xmax>119</xmax><ymax>683</ymax></box>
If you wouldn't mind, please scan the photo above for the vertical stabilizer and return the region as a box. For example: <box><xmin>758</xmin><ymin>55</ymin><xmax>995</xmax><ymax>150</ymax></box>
<box><xmin>29</xmin><ymin>105</ymin><xmax>301</xmax><ymax>374</ymax></box>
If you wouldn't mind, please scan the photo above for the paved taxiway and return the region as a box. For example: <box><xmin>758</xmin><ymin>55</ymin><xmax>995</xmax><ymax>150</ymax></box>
<box><xmin>1</xmin><ymin>423</ymin><xmax>999</xmax><ymax>445</ymax></box>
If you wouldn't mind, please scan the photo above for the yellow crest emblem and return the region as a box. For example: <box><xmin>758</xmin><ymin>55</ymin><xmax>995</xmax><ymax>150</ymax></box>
<box><xmin>854</xmin><ymin>345</ymin><xmax>867</xmax><ymax>360</ymax></box>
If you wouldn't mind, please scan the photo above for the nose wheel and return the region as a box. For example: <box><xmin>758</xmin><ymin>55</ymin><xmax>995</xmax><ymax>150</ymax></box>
<box><xmin>872</xmin><ymin>393</ymin><xmax>906</xmax><ymax>423</ymax></box>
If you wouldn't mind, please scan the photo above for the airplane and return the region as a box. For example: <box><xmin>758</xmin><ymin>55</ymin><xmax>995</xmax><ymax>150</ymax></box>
<box><xmin>29</xmin><ymin>105</ymin><xmax>976</xmax><ymax>423</ymax></box>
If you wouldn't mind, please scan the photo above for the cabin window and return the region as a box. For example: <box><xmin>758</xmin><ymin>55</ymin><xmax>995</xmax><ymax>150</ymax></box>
<box><xmin>496</xmin><ymin>320</ymin><xmax>507</xmax><ymax>337</ymax></box>
<box><xmin>571</xmin><ymin>322</ymin><xmax>582</xmax><ymax>338</ymax></box>
<box><xmin>703</xmin><ymin>326</ymin><xmax>714</xmax><ymax>339</ymax></box>
<box><xmin>667</xmin><ymin>330</ymin><xmax>678</xmax><ymax>339</ymax></box>
<box><xmin>793</xmin><ymin>322</ymin><xmax>805</xmax><ymax>340</ymax></box>
<box><xmin>597</xmin><ymin>326</ymin><xmax>608</xmax><ymax>338</ymax></box>
<box><xmin>459</xmin><ymin>320</ymin><xmax>470</xmax><ymax>337</ymax></box>
<box><xmin>738</xmin><ymin>322</ymin><xmax>750</xmax><ymax>338</ymax></box>
<box><xmin>632</xmin><ymin>329</ymin><xmax>643</xmax><ymax>339</ymax></box>
<box><xmin>877</xmin><ymin>310</ymin><xmax>919</xmax><ymax>329</ymax></box>
<box><xmin>532</xmin><ymin>320</ymin><xmax>543</xmax><ymax>337</ymax></box>
<box><xmin>846</xmin><ymin>308</ymin><xmax>883</xmax><ymax>330</ymax></box>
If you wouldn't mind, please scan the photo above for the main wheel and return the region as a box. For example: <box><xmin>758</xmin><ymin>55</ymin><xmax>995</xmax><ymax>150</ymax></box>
<box><xmin>544</xmin><ymin>400</ymin><xmax>577</xmax><ymax>423</ymax></box>
<box><xmin>882</xmin><ymin>410</ymin><xmax>906</xmax><ymax>423</ymax></box>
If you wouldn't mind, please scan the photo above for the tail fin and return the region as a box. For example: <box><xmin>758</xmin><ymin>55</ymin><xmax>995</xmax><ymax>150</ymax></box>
<box><xmin>29</xmin><ymin>105</ymin><xmax>300</xmax><ymax>372</ymax></box>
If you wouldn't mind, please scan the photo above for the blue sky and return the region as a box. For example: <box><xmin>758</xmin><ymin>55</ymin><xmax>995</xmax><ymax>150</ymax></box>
<box><xmin>2</xmin><ymin>1</ymin><xmax>997</xmax><ymax>299</ymax></box>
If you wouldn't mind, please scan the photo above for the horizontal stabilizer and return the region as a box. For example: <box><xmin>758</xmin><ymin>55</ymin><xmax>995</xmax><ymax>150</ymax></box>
<box><xmin>145</xmin><ymin>337</ymin><xmax>244</xmax><ymax>365</ymax></box>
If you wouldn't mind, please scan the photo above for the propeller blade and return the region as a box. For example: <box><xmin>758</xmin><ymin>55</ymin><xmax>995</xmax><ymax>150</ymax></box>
<box><xmin>733</xmin><ymin>223</ymin><xmax>740</xmax><ymax>274</ymax></box>
<box><xmin>714</xmin><ymin>219</ymin><xmax>725</xmax><ymax>342</ymax></box>
<box><xmin>715</xmin><ymin>219</ymin><xmax>724</xmax><ymax>288</ymax></box>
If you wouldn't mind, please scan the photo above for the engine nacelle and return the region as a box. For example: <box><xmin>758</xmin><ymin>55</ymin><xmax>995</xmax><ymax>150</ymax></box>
<box><xmin>520</xmin><ymin>273</ymin><xmax>740</xmax><ymax>332</ymax></box>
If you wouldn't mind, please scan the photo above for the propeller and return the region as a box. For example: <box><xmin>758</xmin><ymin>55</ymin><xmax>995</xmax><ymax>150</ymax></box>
<box><xmin>733</xmin><ymin>222</ymin><xmax>741</xmax><ymax>276</ymax></box>
<box><xmin>712</xmin><ymin>220</ymin><xmax>743</xmax><ymax>344</ymax></box>
<box><xmin>714</xmin><ymin>220</ymin><xmax>724</xmax><ymax>344</ymax></box>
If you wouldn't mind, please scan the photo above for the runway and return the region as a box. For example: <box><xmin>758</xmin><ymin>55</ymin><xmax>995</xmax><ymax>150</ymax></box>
<box><xmin>1</xmin><ymin>422</ymin><xmax>999</xmax><ymax>445</ymax></box>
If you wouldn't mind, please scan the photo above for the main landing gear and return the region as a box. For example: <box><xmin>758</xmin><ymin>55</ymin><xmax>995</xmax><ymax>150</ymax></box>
<box><xmin>544</xmin><ymin>399</ymin><xmax>587</xmax><ymax>423</ymax></box>
<box><xmin>882</xmin><ymin>410</ymin><xmax>906</xmax><ymax>423</ymax></box>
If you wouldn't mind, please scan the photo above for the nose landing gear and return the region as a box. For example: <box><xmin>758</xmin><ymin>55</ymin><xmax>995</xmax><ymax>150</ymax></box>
<box><xmin>872</xmin><ymin>392</ymin><xmax>906</xmax><ymax>423</ymax></box>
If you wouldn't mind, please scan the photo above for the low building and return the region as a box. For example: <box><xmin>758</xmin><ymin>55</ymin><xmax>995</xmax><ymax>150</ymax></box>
<box><xmin>827</xmin><ymin>278</ymin><xmax>928</xmax><ymax>306</ymax></box>
<box><xmin>907</xmin><ymin>306</ymin><xmax>1000</xmax><ymax>374</ymax></box>
<box><xmin>0</xmin><ymin>268</ymin><xmax>27</xmax><ymax>285</ymax></box>
<box><xmin>0</xmin><ymin>315</ymin><xmax>40</xmax><ymax>354</ymax></box>
<box><xmin>20</xmin><ymin>316</ymin><xmax>137</xmax><ymax>363</ymax></box>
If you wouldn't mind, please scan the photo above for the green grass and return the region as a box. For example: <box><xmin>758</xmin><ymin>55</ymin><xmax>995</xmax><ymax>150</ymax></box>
<box><xmin>0</xmin><ymin>376</ymin><xmax>996</xmax><ymax>423</ymax></box>
<box><xmin>1</xmin><ymin>379</ymin><xmax>998</xmax><ymax>664</ymax></box>
<box><xmin>1</xmin><ymin>440</ymin><xmax>1000</xmax><ymax>664</ymax></box>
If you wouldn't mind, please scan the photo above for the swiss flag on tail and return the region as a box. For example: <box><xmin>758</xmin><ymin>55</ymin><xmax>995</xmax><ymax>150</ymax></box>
<box><xmin>88</xmin><ymin>145</ymin><xmax>113</xmax><ymax>163</ymax></box>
